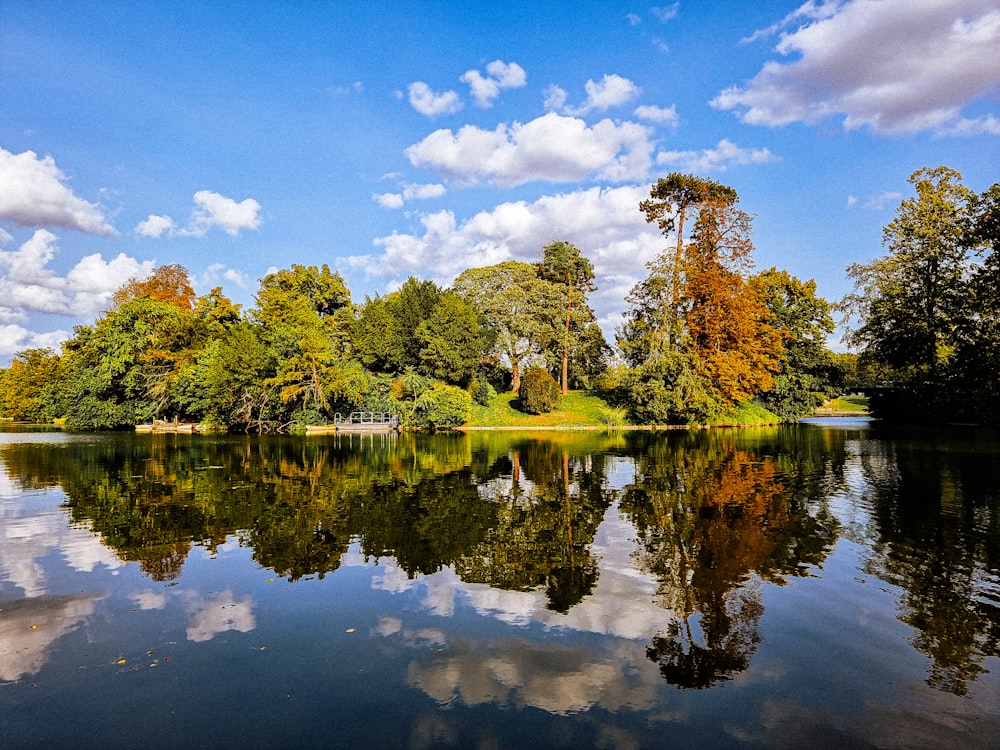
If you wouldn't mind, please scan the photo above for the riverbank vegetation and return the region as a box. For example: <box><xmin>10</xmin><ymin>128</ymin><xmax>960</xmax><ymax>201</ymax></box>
<box><xmin>844</xmin><ymin>167</ymin><xmax>1000</xmax><ymax>423</ymax></box>
<box><xmin>4</xmin><ymin>167</ymin><xmax>994</xmax><ymax>430</ymax></box>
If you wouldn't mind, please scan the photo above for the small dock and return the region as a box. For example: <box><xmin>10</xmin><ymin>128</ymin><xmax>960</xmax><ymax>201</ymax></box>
<box><xmin>136</xmin><ymin>419</ymin><xmax>199</xmax><ymax>433</ymax></box>
<box><xmin>305</xmin><ymin>411</ymin><xmax>398</xmax><ymax>434</ymax></box>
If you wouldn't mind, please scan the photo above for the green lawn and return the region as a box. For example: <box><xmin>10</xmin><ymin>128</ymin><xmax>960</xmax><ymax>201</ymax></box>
<box><xmin>465</xmin><ymin>391</ymin><xmax>627</xmax><ymax>428</ymax></box>
<box><xmin>819</xmin><ymin>396</ymin><xmax>868</xmax><ymax>414</ymax></box>
<box><xmin>464</xmin><ymin>391</ymin><xmax>781</xmax><ymax>428</ymax></box>
<box><xmin>827</xmin><ymin>395</ymin><xmax>869</xmax><ymax>413</ymax></box>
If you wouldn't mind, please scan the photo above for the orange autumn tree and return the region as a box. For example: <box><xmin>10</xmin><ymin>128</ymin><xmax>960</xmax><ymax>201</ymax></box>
<box><xmin>684</xmin><ymin>195</ymin><xmax>784</xmax><ymax>403</ymax></box>
<box><xmin>112</xmin><ymin>263</ymin><xmax>196</xmax><ymax>310</ymax></box>
<box><xmin>619</xmin><ymin>177</ymin><xmax>784</xmax><ymax>422</ymax></box>
<box><xmin>638</xmin><ymin>174</ymin><xmax>738</xmax><ymax>351</ymax></box>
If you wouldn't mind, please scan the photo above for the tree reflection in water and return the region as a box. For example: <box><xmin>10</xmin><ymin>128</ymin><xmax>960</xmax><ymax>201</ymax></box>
<box><xmin>853</xmin><ymin>424</ymin><xmax>1000</xmax><ymax>695</ymax></box>
<box><xmin>621</xmin><ymin>428</ymin><xmax>840</xmax><ymax>689</ymax></box>
<box><xmin>1</xmin><ymin>423</ymin><xmax>998</xmax><ymax>697</ymax></box>
<box><xmin>456</xmin><ymin>435</ymin><xmax>613</xmax><ymax>613</ymax></box>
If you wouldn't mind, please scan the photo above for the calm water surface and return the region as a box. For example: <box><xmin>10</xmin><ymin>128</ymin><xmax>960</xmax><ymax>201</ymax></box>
<box><xmin>1</xmin><ymin>421</ymin><xmax>998</xmax><ymax>749</ymax></box>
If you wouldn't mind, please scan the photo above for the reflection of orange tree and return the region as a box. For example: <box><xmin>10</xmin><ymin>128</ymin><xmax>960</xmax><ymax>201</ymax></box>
<box><xmin>857</xmin><ymin>434</ymin><xmax>1000</xmax><ymax>696</ymax></box>
<box><xmin>455</xmin><ymin>438</ymin><xmax>615</xmax><ymax>613</ymax></box>
<box><xmin>621</xmin><ymin>430</ymin><xmax>837</xmax><ymax>689</ymax></box>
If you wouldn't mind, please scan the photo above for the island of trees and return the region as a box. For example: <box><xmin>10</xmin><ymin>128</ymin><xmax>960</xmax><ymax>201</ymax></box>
<box><xmin>2</xmin><ymin>168</ymin><xmax>997</xmax><ymax>430</ymax></box>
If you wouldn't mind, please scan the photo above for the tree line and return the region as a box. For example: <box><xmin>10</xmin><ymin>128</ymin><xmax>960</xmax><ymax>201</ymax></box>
<box><xmin>843</xmin><ymin>166</ymin><xmax>1000</xmax><ymax>423</ymax></box>
<box><xmin>5</xmin><ymin>167</ymin><xmax>993</xmax><ymax>430</ymax></box>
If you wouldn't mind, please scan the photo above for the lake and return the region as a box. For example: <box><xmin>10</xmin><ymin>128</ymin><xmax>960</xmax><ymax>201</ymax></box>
<box><xmin>1</xmin><ymin>420</ymin><xmax>998</xmax><ymax>749</ymax></box>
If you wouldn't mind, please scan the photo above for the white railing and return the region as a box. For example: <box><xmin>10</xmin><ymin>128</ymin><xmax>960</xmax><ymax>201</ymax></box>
<box><xmin>334</xmin><ymin>411</ymin><xmax>397</xmax><ymax>426</ymax></box>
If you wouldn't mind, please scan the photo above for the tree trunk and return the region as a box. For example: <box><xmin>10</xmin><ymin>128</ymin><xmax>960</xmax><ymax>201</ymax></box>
<box><xmin>670</xmin><ymin>206</ymin><xmax>686</xmax><ymax>349</ymax></box>
<box><xmin>562</xmin><ymin>277</ymin><xmax>571</xmax><ymax>395</ymax></box>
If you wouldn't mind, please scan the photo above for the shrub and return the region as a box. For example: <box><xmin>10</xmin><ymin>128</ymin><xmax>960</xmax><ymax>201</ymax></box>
<box><xmin>597</xmin><ymin>405</ymin><xmax>629</xmax><ymax>426</ymax></box>
<box><xmin>469</xmin><ymin>375</ymin><xmax>497</xmax><ymax>406</ymax></box>
<box><xmin>518</xmin><ymin>367</ymin><xmax>560</xmax><ymax>414</ymax></box>
<box><xmin>413</xmin><ymin>383</ymin><xmax>472</xmax><ymax>429</ymax></box>
<box><xmin>624</xmin><ymin>355</ymin><xmax>720</xmax><ymax>425</ymax></box>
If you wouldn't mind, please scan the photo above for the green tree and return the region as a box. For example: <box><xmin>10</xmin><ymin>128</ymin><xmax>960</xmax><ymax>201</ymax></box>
<box><xmin>751</xmin><ymin>268</ymin><xmax>837</xmax><ymax>419</ymax></box>
<box><xmin>351</xmin><ymin>295</ymin><xmax>404</xmax><ymax>373</ymax></box>
<box><xmin>55</xmin><ymin>294</ymin><xmax>206</xmax><ymax>428</ymax></box>
<box><xmin>568</xmin><ymin>322</ymin><xmax>611</xmax><ymax>390</ymax></box>
<box><xmin>415</xmin><ymin>292</ymin><xmax>495</xmax><ymax>386</ymax></box>
<box><xmin>952</xmin><ymin>183</ymin><xmax>1000</xmax><ymax>418</ymax></box>
<box><xmin>193</xmin><ymin>286</ymin><xmax>242</xmax><ymax>337</ymax></box>
<box><xmin>844</xmin><ymin>166</ymin><xmax>974</xmax><ymax>382</ymax></box>
<box><xmin>252</xmin><ymin>265</ymin><xmax>354</xmax><ymax>424</ymax></box>
<box><xmin>388</xmin><ymin>277</ymin><xmax>444</xmax><ymax>370</ymax></box>
<box><xmin>412</xmin><ymin>383</ymin><xmax>473</xmax><ymax>429</ymax></box>
<box><xmin>201</xmin><ymin>323</ymin><xmax>282</xmax><ymax>429</ymax></box>
<box><xmin>618</xmin><ymin>251</ymin><xmax>679</xmax><ymax>368</ymax></box>
<box><xmin>623</xmin><ymin>352</ymin><xmax>719</xmax><ymax>425</ymax></box>
<box><xmin>537</xmin><ymin>241</ymin><xmax>596</xmax><ymax>395</ymax></box>
<box><xmin>0</xmin><ymin>348</ymin><xmax>63</xmax><ymax>422</ymax></box>
<box><xmin>453</xmin><ymin>261</ymin><xmax>553</xmax><ymax>392</ymax></box>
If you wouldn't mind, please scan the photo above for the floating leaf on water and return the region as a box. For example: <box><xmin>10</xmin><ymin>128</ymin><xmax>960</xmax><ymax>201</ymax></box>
<box><xmin>116</xmin><ymin>659</ymin><xmax>127</xmax><ymax>665</ymax></box>
<box><xmin>345</xmin><ymin>628</ymin><xmax>356</xmax><ymax>633</ymax></box>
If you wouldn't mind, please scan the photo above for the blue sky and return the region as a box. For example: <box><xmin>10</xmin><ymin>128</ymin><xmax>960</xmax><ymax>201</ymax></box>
<box><xmin>2</xmin><ymin>0</ymin><xmax>999</xmax><ymax>362</ymax></box>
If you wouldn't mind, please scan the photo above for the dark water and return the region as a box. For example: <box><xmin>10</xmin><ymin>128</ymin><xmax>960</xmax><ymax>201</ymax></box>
<box><xmin>1</xmin><ymin>420</ymin><xmax>998</xmax><ymax>749</ymax></box>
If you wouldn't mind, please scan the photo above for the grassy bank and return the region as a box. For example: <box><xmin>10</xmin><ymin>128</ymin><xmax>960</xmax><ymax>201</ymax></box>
<box><xmin>463</xmin><ymin>391</ymin><xmax>782</xmax><ymax>429</ymax></box>
<box><xmin>465</xmin><ymin>391</ymin><xmax>626</xmax><ymax>428</ymax></box>
<box><xmin>815</xmin><ymin>395</ymin><xmax>869</xmax><ymax>415</ymax></box>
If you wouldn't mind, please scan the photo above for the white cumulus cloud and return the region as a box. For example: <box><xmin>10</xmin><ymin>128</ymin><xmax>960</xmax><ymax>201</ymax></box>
<box><xmin>373</xmin><ymin>182</ymin><xmax>447</xmax><ymax>210</ymax></box>
<box><xmin>135</xmin><ymin>190</ymin><xmax>261</xmax><ymax>238</ymax></box>
<box><xmin>713</xmin><ymin>0</ymin><xmax>1000</xmax><ymax>136</ymax></box>
<box><xmin>373</xmin><ymin>192</ymin><xmax>406</xmax><ymax>209</ymax></box>
<box><xmin>134</xmin><ymin>214</ymin><xmax>176</xmax><ymax>238</ymax></box>
<box><xmin>408</xmin><ymin>81</ymin><xmax>463</xmax><ymax>117</ymax></box>
<box><xmin>651</xmin><ymin>3</ymin><xmax>680</xmax><ymax>22</ymax></box>
<box><xmin>352</xmin><ymin>185</ymin><xmax>666</xmax><ymax>339</ymax></box>
<box><xmin>633</xmin><ymin>104</ymin><xmax>680</xmax><ymax>126</ymax></box>
<box><xmin>461</xmin><ymin>60</ymin><xmax>527</xmax><ymax>107</ymax></box>
<box><xmin>201</xmin><ymin>262</ymin><xmax>250</xmax><ymax>289</ymax></box>
<box><xmin>0</xmin><ymin>230</ymin><xmax>155</xmax><ymax>331</ymax></box>
<box><xmin>188</xmin><ymin>190</ymin><xmax>261</xmax><ymax>236</ymax></box>
<box><xmin>656</xmin><ymin>138</ymin><xmax>780</xmax><ymax>172</ymax></box>
<box><xmin>405</xmin><ymin>112</ymin><xmax>654</xmax><ymax>187</ymax></box>
<box><xmin>0</xmin><ymin>147</ymin><xmax>116</xmax><ymax>235</ymax></box>
<box><xmin>859</xmin><ymin>191</ymin><xmax>903</xmax><ymax>210</ymax></box>
<box><xmin>0</xmin><ymin>324</ymin><xmax>70</xmax><ymax>356</ymax></box>
<box><xmin>565</xmin><ymin>74</ymin><xmax>641</xmax><ymax>116</ymax></box>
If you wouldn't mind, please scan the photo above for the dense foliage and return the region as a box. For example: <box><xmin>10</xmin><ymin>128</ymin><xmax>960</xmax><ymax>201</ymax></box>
<box><xmin>1</xmin><ymin>173</ymin><xmax>859</xmax><ymax>430</ymax></box>
<box><xmin>617</xmin><ymin>174</ymin><xmax>833</xmax><ymax>424</ymax></box>
<box><xmin>844</xmin><ymin>167</ymin><xmax>1000</xmax><ymax>423</ymax></box>
<box><xmin>518</xmin><ymin>367</ymin><xmax>561</xmax><ymax>414</ymax></box>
